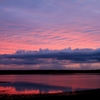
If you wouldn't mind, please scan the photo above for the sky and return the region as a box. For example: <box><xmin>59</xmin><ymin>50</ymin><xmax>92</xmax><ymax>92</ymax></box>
<box><xmin>0</xmin><ymin>0</ymin><xmax>100</xmax><ymax>70</ymax></box>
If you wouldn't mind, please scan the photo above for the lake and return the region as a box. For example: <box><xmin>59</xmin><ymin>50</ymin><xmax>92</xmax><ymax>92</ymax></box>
<box><xmin>0</xmin><ymin>74</ymin><xmax>100</xmax><ymax>94</ymax></box>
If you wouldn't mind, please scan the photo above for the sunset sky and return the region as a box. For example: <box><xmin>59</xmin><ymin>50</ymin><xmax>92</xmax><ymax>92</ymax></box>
<box><xmin>0</xmin><ymin>0</ymin><xmax>100</xmax><ymax>70</ymax></box>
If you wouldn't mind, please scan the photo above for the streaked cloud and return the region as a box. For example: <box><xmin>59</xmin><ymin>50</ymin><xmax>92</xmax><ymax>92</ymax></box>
<box><xmin>0</xmin><ymin>0</ymin><xmax>100</xmax><ymax>69</ymax></box>
<box><xmin>0</xmin><ymin>0</ymin><xmax>100</xmax><ymax>54</ymax></box>
<box><xmin>0</xmin><ymin>48</ymin><xmax>100</xmax><ymax>70</ymax></box>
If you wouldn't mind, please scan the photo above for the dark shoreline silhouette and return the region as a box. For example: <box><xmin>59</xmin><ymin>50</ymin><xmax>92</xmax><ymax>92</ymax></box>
<box><xmin>0</xmin><ymin>89</ymin><xmax>100</xmax><ymax>99</ymax></box>
<box><xmin>0</xmin><ymin>69</ymin><xmax>100</xmax><ymax>75</ymax></box>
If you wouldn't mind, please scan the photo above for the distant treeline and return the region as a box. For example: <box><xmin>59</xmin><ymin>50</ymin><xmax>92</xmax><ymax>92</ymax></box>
<box><xmin>0</xmin><ymin>70</ymin><xmax>100</xmax><ymax>75</ymax></box>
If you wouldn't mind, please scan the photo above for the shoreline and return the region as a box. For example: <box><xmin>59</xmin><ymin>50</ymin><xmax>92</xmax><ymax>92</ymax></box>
<box><xmin>0</xmin><ymin>89</ymin><xmax>100</xmax><ymax>99</ymax></box>
<box><xmin>0</xmin><ymin>69</ymin><xmax>100</xmax><ymax>75</ymax></box>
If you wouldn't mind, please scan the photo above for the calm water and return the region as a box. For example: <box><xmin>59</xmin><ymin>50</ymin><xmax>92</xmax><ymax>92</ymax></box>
<box><xmin>0</xmin><ymin>74</ymin><xmax>100</xmax><ymax>94</ymax></box>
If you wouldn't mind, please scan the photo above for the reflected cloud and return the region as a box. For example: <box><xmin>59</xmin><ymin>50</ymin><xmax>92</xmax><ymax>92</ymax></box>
<box><xmin>0</xmin><ymin>82</ymin><xmax>72</xmax><ymax>94</ymax></box>
<box><xmin>0</xmin><ymin>86</ymin><xmax>40</xmax><ymax>94</ymax></box>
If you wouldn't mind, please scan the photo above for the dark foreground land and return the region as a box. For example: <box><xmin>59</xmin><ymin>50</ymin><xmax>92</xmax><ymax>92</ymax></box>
<box><xmin>0</xmin><ymin>89</ymin><xmax>100</xmax><ymax>100</ymax></box>
<box><xmin>0</xmin><ymin>69</ymin><xmax>100</xmax><ymax>74</ymax></box>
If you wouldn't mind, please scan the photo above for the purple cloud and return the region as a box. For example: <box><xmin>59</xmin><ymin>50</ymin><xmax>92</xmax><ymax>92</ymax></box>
<box><xmin>0</xmin><ymin>48</ymin><xmax>100</xmax><ymax>70</ymax></box>
<box><xmin>0</xmin><ymin>0</ymin><xmax>100</xmax><ymax>69</ymax></box>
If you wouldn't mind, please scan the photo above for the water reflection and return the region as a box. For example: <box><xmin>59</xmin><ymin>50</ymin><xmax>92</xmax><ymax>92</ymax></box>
<box><xmin>0</xmin><ymin>86</ymin><xmax>40</xmax><ymax>94</ymax></box>
<box><xmin>0</xmin><ymin>82</ymin><xmax>72</xmax><ymax>94</ymax></box>
<box><xmin>0</xmin><ymin>74</ymin><xmax>100</xmax><ymax>94</ymax></box>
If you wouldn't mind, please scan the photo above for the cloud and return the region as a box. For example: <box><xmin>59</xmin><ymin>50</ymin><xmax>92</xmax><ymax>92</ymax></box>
<box><xmin>80</xmin><ymin>63</ymin><xmax>92</xmax><ymax>69</ymax></box>
<box><xmin>4</xmin><ymin>48</ymin><xmax>100</xmax><ymax>62</ymax></box>
<box><xmin>0</xmin><ymin>0</ymin><xmax>100</xmax><ymax>56</ymax></box>
<box><xmin>0</xmin><ymin>48</ymin><xmax>100</xmax><ymax>70</ymax></box>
